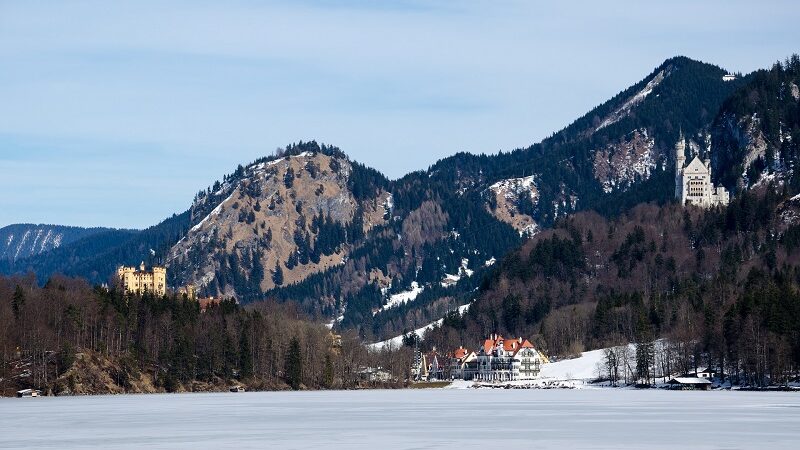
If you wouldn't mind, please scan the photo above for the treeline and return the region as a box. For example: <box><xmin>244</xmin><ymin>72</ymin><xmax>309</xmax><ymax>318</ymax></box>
<box><xmin>425</xmin><ymin>188</ymin><xmax>800</xmax><ymax>386</ymax></box>
<box><xmin>0</xmin><ymin>274</ymin><xmax>409</xmax><ymax>396</ymax></box>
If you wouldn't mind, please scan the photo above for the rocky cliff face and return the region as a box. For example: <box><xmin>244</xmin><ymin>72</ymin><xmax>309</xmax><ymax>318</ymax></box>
<box><xmin>711</xmin><ymin>58</ymin><xmax>800</xmax><ymax>191</ymax></box>
<box><xmin>485</xmin><ymin>176</ymin><xmax>539</xmax><ymax>235</ymax></box>
<box><xmin>167</xmin><ymin>150</ymin><xmax>390</xmax><ymax>298</ymax></box>
<box><xmin>593</xmin><ymin>128</ymin><xmax>658</xmax><ymax>193</ymax></box>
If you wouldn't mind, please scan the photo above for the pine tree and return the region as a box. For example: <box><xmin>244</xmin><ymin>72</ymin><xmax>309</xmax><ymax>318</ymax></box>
<box><xmin>12</xmin><ymin>285</ymin><xmax>25</xmax><ymax>320</ymax></box>
<box><xmin>239</xmin><ymin>321</ymin><xmax>254</xmax><ymax>379</ymax></box>
<box><xmin>323</xmin><ymin>353</ymin><xmax>334</xmax><ymax>388</ymax></box>
<box><xmin>285</xmin><ymin>337</ymin><xmax>303</xmax><ymax>390</ymax></box>
<box><xmin>272</xmin><ymin>262</ymin><xmax>284</xmax><ymax>286</ymax></box>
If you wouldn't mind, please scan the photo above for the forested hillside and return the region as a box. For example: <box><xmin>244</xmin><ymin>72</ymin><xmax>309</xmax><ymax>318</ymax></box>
<box><xmin>424</xmin><ymin>186</ymin><xmax>800</xmax><ymax>385</ymax></box>
<box><xmin>0</xmin><ymin>275</ymin><xmax>408</xmax><ymax>396</ymax></box>
<box><xmin>0</xmin><ymin>224</ymin><xmax>115</xmax><ymax>262</ymax></box>
<box><xmin>712</xmin><ymin>54</ymin><xmax>800</xmax><ymax>190</ymax></box>
<box><xmin>262</xmin><ymin>56</ymin><xmax>751</xmax><ymax>340</ymax></box>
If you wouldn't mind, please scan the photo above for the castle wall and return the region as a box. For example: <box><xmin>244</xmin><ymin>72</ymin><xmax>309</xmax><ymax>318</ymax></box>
<box><xmin>116</xmin><ymin>265</ymin><xmax>166</xmax><ymax>296</ymax></box>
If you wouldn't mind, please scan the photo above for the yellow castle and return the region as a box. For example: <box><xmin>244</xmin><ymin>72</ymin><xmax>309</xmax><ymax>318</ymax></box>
<box><xmin>116</xmin><ymin>262</ymin><xmax>166</xmax><ymax>296</ymax></box>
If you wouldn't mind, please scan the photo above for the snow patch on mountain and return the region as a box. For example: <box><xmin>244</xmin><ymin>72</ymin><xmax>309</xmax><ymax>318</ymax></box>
<box><xmin>441</xmin><ymin>258</ymin><xmax>473</xmax><ymax>287</ymax></box>
<box><xmin>368</xmin><ymin>303</ymin><xmax>471</xmax><ymax>350</ymax></box>
<box><xmin>190</xmin><ymin>192</ymin><xmax>235</xmax><ymax>233</ymax></box>
<box><xmin>375</xmin><ymin>282</ymin><xmax>424</xmax><ymax>314</ymax></box>
<box><xmin>485</xmin><ymin>176</ymin><xmax>539</xmax><ymax>235</ymax></box>
<box><xmin>489</xmin><ymin>176</ymin><xmax>537</xmax><ymax>201</ymax></box>
<box><xmin>0</xmin><ymin>225</ymin><xmax>74</xmax><ymax>261</ymax></box>
<box><xmin>595</xmin><ymin>69</ymin><xmax>669</xmax><ymax>132</ymax></box>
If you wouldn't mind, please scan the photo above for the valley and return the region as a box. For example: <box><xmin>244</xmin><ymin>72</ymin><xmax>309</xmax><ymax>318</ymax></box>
<box><xmin>2</xmin><ymin>54</ymin><xmax>800</xmax><ymax>396</ymax></box>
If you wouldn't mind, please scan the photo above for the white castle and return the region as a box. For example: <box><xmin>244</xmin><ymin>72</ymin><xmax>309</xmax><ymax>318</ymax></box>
<box><xmin>675</xmin><ymin>132</ymin><xmax>729</xmax><ymax>208</ymax></box>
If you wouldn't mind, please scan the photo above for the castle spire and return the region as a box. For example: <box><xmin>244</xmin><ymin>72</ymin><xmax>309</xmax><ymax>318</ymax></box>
<box><xmin>675</xmin><ymin>129</ymin><xmax>686</xmax><ymax>169</ymax></box>
<box><xmin>675</xmin><ymin>131</ymin><xmax>686</xmax><ymax>202</ymax></box>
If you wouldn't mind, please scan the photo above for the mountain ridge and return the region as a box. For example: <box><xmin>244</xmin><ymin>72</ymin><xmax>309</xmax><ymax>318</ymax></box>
<box><xmin>1</xmin><ymin>55</ymin><xmax>786</xmax><ymax>344</ymax></box>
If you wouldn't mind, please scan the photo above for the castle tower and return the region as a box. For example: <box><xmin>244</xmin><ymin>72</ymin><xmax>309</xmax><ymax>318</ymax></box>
<box><xmin>675</xmin><ymin>130</ymin><xmax>686</xmax><ymax>201</ymax></box>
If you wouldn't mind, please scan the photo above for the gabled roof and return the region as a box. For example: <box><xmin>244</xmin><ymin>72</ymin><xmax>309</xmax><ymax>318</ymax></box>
<box><xmin>479</xmin><ymin>335</ymin><xmax>538</xmax><ymax>356</ymax></box>
<box><xmin>502</xmin><ymin>340</ymin><xmax>519</xmax><ymax>352</ymax></box>
<box><xmin>684</xmin><ymin>156</ymin><xmax>709</xmax><ymax>174</ymax></box>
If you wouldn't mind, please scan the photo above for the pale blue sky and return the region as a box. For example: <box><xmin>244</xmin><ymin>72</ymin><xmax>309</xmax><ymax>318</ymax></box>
<box><xmin>1</xmin><ymin>0</ymin><xmax>799</xmax><ymax>228</ymax></box>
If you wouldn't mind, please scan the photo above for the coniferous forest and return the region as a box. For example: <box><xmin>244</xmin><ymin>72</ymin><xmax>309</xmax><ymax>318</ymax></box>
<box><xmin>0</xmin><ymin>275</ymin><xmax>410</xmax><ymax>396</ymax></box>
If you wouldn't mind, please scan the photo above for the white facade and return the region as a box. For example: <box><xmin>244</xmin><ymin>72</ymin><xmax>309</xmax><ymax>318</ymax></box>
<box><xmin>473</xmin><ymin>335</ymin><xmax>543</xmax><ymax>382</ymax></box>
<box><xmin>675</xmin><ymin>133</ymin><xmax>729</xmax><ymax>208</ymax></box>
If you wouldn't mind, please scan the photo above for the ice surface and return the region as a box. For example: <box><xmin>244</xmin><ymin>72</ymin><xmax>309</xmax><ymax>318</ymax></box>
<box><xmin>1</xmin><ymin>389</ymin><xmax>799</xmax><ymax>449</ymax></box>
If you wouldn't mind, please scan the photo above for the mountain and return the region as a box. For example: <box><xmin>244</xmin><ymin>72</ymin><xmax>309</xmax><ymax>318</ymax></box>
<box><xmin>0</xmin><ymin>213</ymin><xmax>189</xmax><ymax>285</ymax></box>
<box><xmin>167</xmin><ymin>144</ymin><xmax>392</xmax><ymax>302</ymax></box>
<box><xmin>419</xmin><ymin>56</ymin><xmax>800</xmax><ymax>384</ymax></box>
<box><xmin>711</xmin><ymin>54</ymin><xmax>800</xmax><ymax>191</ymax></box>
<box><xmin>0</xmin><ymin>55</ymin><xmax>774</xmax><ymax>343</ymax></box>
<box><xmin>0</xmin><ymin>224</ymin><xmax>114</xmax><ymax>262</ymax></box>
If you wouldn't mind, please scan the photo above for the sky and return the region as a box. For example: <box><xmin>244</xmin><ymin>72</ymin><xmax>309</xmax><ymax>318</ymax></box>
<box><xmin>1</xmin><ymin>0</ymin><xmax>799</xmax><ymax>229</ymax></box>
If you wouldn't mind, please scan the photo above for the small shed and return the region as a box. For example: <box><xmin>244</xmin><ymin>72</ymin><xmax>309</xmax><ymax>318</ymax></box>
<box><xmin>667</xmin><ymin>377</ymin><xmax>712</xmax><ymax>390</ymax></box>
<box><xmin>16</xmin><ymin>389</ymin><xmax>41</xmax><ymax>398</ymax></box>
<box><xmin>697</xmin><ymin>368</ymin><xmax>716</xmax><ymax>379</ymax></box>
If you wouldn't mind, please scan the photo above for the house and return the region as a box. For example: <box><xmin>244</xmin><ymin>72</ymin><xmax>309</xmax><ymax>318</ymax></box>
<box><xmin>424</xmin><ymin>351</ymin><xmax>446</xmax><ymax>381</ymax></box>
<box><xmin>177</xmin><ymin>284</ymin><xmax>197</xmax><ymax>300</ymax></box>
<box><xmin>358</xmin><ymin>367</ymin><xmax>393</xmax><ymax>383</ymax></box>
<box><xmin>197</xmin><ymin>297</ymin><xmax>223</xmax><ymax>312</ymax></box>
<box><xmin>449</xmin><ymin>346</ymin><xmax>477</xmax><ymax>380</ymax></box>
<box><xmin>412</xmin><ymin>349</ymin><xmax>447</xmax><ymax>381</ymax></box>
<box><xmin>474</xmin><ymin>334</ymin><xmax>544</xmax><ymax>382</ymax></box>
<box><xmin>16</xmin><ymin>389</ymin><xmax>41</xmax><ymax>398</ymax></box>
<box><xmin>667</xmin><ymin>376</ymin><xmax>713</xmax><ymax>390</ymax></box>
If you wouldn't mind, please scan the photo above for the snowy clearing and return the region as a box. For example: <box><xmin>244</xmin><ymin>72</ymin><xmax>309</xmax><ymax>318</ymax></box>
<box><xmin>368</xmin><ymin>303</ymin><xmax>471</xmax><ymax>350</ymax></box>
<box><xmin>374</xmin><ymin>282</ymin><xmax>424</xmax><ymax>315</ymax></box>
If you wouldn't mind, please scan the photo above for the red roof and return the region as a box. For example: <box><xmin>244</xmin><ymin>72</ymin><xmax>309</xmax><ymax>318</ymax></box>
<box><xmin>480</xmin><ymin>335</ymin><xmax>536</xmax><ymax>356</ymax></box>
<box><xmin>453</xmin><ymin>347</ymin><xmax>469</xmax><ymax>359</ymax></box>
<box><xmin>503</xmin><ymin>340</ymin><xmax>520</xmax><ymax>352</ymax></box>
<box><xmin>198</xmin><ymin>297</ymin><xmax>222</xmax><ymax>311</ymax></box>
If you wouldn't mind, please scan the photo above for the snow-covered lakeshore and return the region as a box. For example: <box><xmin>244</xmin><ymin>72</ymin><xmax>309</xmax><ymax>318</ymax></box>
<box><xmin>447</xmin><ymin>346</ymin><xmax>615</xmax><ymax>389</ymax></box>
<box><xmin>2</xmin><ymin>389</ymin><xmax>799</xmax><ymax>449</ymax></box>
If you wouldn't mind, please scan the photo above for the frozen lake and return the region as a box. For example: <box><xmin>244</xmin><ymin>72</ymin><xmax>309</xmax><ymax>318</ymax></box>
<box><xmin>1</xmin><ymin>389</ymin><xmax>799</xmax><ymax>449</ymax></box>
